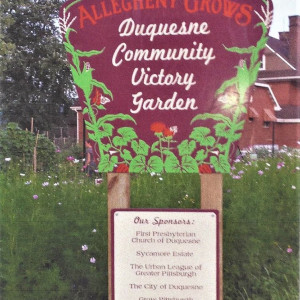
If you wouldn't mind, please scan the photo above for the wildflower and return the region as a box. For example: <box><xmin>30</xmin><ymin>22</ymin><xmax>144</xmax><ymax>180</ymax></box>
<box><xmin>90</xmin><ymin>257</ymin><xmax>96</xmax><ymax>263</ymax></box>
<box><xmin>150</xmin><ymin>172</ymin><xmax>156</xmax><ymax>176</ymax></box>
<box><xmin>73</xmin><ymin>159</ymin><xmax>80</xmax><ymax>164</ymax></box>
<box><xmin>33</xmin><ymin>195</ymin><xmax>38</xmax><ymax>200</ymax></box>
<box><xmin>5</xmin><ymin>157</ymin><xmax>11</xmax><ymax>161</ymax></box>
<box><xmin>82</xmin><ymin>245</ymin><xmax>88</xmax><ymax>251</ymax></box>
<box><xmin>277</xmin><ymin>162</ymin><xmax>285</xmax><ymax>169</ymax></box>
<box><xmin>286</xmin><ymin>247</ymin><xmax>293</xmax><ymax>253</ymax></box>
<box><xmin>150</xmin><ymin>122</ymin><xmax>166</xmax><ymax>133</ymax></box>
<box><xmin>258</xmin><ymin>170</ymin><xmax>264</xmax><ymax>176</ymax></box>
<box><xmin>232</xmin><ymin>175</ymin><xmax>241</xmax><ymax>180</ymax></box>
<box><xmin>92</xmin><ymin>229</ymin><xmax>97</xmax><ymax>233</ymax></box>
<box><xmin>25</xmin><ymin>181</ymin><xmax>31</xmax><ymax>185</ymax></box>
<box><xmin>266</xmin><ymin>163</ymin><xmax>271</xmax><ymax>167</ymax></box>
<box><xmin>58</xmin><ymin>202</ymin><xmax>62</xmax><ymax>206</ymax></box>
<box><xmin>95</xmin><ymin>178</ymin><xmax>103</xmax><ymax>185</ymax></box>
<box><xmin>56</xmin><ymin>149</ymin><xmax>61</xmax><ymax>153</ymax></box>
<box><xmin>19</xmin><ymin>173</ymin><xmax>25</xmax><ymax>177</ymax></box>
<box><xmin>42</xmin><ymin>182</ymin><xmax>49</xmax><ymax>187</ymax></box>
<box><xmin>159</xmin><ymin>177</ymin><xmax>163</xmax><ymax>181</ymax></box>
<box><xmin>54</xmin><ymin>182</ymin><xmax>59</xmax><ymax>186</ymax></box>
<box><xmin>291</xmin><ymin>185</ymin><xmax>296</xmax><ymax>190</ymax></box>
<box><xmin>238</xmin><ymin>170</ymin><xmax>244</xmax><ymax>175</ymax></box>
<box><xmin>67</xmin><ymin>156</ymin><xmax>74</xmax><ymax>161</ymax></box>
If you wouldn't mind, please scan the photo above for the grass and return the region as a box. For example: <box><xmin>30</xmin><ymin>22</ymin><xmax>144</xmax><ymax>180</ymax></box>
<box><xmin>0</xmin><ymin>152</ymin><xmax>299</xmax><ymax>299</ymax></box>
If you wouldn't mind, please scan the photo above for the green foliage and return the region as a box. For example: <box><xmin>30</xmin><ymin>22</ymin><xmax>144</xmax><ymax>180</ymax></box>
<box><xmin>0</xmin><ymin>0</ymin><xmax>74</xmax><ymax>130</ymax></box>
<box><xmin>223</xmin><ymin>155</ymin><xmax>299</xmax><ymax>299</ymax></box>
<box><xmin>0</xmin><ymin>152</ymin><xmax>298</xmax><ymax>299</ymax></box>
<box><xmin>0</xmin><ymin>122</ymin><xmax>56</xmax><ymax>170</ymax></box>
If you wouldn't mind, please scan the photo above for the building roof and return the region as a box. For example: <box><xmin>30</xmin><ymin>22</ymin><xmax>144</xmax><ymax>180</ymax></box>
<box><xmin>275</xmin><ymin>105</ymin><xmax>300</xmax><ymax>119</ymax></box>
<box><xmin>267</xmin><ymin>36</ymin><xmax>289</xmax><ymax>60</ymax></box>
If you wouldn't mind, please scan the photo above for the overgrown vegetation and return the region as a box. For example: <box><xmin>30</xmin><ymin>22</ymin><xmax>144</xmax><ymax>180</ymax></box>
<box><xmin>0</xmin><ymin>148</ymin><xmax>299</xmax><ymax>299</ymax></box>
<box><xmin>0</xmin><ymin>123</ymin><xmax>56</xmax><ymax>171</ymax></box>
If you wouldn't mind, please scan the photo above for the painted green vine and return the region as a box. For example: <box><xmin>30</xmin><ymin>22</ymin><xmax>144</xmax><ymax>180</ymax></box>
<box><xmin>61</xmin><ymin>0</ymin><xmax>271</xmax><ymax>173</ymax></box>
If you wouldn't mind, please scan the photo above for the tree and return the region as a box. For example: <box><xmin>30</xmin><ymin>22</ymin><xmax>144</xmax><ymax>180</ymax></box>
<box><xmin>0</xmin><ymin>0</ymin><xmax>75</xmax><ymax>131</ymax></box>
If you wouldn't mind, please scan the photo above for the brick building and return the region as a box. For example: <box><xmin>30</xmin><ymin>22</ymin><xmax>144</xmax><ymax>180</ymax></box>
<box><xmin>239</xmin><ymin>15</ymin><xmax>300</xmax><ymax>150</ymax></box>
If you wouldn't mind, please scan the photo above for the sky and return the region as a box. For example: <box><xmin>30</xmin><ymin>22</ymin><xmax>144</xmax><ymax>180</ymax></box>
<box><xmin>269</xmin><ymin>0</ymin><xmax>300</xmax><ymax>38</ymax></box>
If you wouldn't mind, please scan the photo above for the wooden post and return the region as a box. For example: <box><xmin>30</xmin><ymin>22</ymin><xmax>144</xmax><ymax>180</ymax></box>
<box><xmin>33</xmin><ymin>131</ymin><xmax>39</xmax><ymax>173</ymax></box>
<box><xmin>31</xmin><ymin>117</ymin><xmax>34</xmax><ymax>133</ymax></box>
<box><xmin>107</xmin><ymin>173</ymin><xmax>130</xmax><ymax>300</ymax></box>
<box><xmin>200</xmin><ymin>173</ymin><xmax>223</xmax><ymax>300</ymax></box>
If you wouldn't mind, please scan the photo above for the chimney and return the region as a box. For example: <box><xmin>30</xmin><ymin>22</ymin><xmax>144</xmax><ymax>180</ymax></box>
<box><xmin>288</xmin><ymin>15</ymin><xmax>300</xmax><ymax>69</ymax></box>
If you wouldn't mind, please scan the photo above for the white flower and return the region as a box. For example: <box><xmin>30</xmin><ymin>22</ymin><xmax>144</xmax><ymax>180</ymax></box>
<box><xmin>25</xmin><ymin>181</ymin><xmax>31</xmax><ymax>185</ymax></box>
<box><xmin>54</xmin><ymin>182</ymin><xmax>59</xmax><ymax>186</ymax></box>
<box><xmin>92</xmin><ymin>229</ymin><xmax>97</xmax><ymax>233</ymax></box>
<box><xmin>73</xmin><ymin>159</ymin><xmax>80</xmax><ymax>164</ymax></box>
<box><xmin>170</xmin><ymin>126</ymin><xmax>178</xmax><ymax>134</ymax></box>
<box><xmin>90</xmin><ymin>257</ymin><xmax>96</xmax><ymax>264</ymax></box>
<box><xmin>20</xmin><ymin>173</ymin><xmax>25</xmax><ymax>177</ymax></box>
<box><xmin>42</xmin><ymin>182</ymin><xmax>49</xmax><ymax>187</ymax></box>
<box><xmin>291</xmin><ymin>185</ymin><xmax>296</xmax><ymax>190</ymax></box>
<box><xmin>82</xmin><ymin>245</ymin><xmax>88</xmax><ymax>251</ymax></box>
<box><xmin>159</xmin><ymin>177</ymin><xmax>163</xmax><ymax>181</ymax></box>
<box><xmin>5</xmin><ymin>158</ymin><xmax>11</xmax><ymax>161</ymax></box>
<box><xmin>58</xmin><ymin>202</ymin><xmax>62</xmax><ymax>205</ymax></box>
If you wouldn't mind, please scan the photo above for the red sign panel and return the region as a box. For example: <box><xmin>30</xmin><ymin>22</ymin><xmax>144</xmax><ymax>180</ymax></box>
<box><xmin>60</xmin><ymin>0</ymin><xmax>273</xmax><ymax>173</ymax></box>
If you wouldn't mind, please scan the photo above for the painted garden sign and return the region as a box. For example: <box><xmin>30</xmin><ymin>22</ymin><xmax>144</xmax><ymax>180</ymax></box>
<box><xmin>59</xmin><ymin>0</ymin><xmax>273</xmax><ymax>174</ymax></box>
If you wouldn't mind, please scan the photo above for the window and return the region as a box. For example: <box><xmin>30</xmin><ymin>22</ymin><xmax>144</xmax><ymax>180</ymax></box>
<box><xmin>263</xmin><ymin>121</ymin><xmax>270</xmax><ymax>128</ymax></box>
<box><xmin>259</xmin><ymin>55</ymin><xmax>266</xmax><ymax>70</ymax></box>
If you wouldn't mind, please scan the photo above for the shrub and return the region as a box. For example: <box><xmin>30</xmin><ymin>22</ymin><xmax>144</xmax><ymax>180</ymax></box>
<box><xmin>0</xmin><ymin>123</ymin><xmax>56</xmax><ymax>171</ymax></box>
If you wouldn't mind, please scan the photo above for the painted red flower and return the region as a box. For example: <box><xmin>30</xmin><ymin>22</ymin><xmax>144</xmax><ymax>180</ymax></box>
<box><xmin>198</xmin><ymin>164</ymin><xmax>212</xmax><ymax>174</ymax></box>
<box><xmin>150</xmin><ymin>122</ymin><xmax>166</xmax><ymax>133</ymax></box>
<box><xmin>92</xmin><ymin>88</ymin><xmax>101</xmax><ymax>106</ymax></box>
<box><xmin>163</xmin><ymin>128</ymin><xmax>174</xmax><ymax>137</ymax></box>
<box><xmin>115</xmin><ymin>164</ymin><xmax>129</xmax><ymax>173</ymax></box>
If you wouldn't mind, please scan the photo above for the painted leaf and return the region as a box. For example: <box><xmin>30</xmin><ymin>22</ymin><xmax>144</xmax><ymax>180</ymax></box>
<box><xmin>120</xmin><ymin>149</ymin><xmax>133</xmax><ymax>162</ymax></box>
<box><xmin>195</xmin><ymin>149</ymin><xmax>208</xmax><ymax>162</ymax></box>
<box><xmin>165</xmin><ymin>152</ymin><xmax>181</xmax><ymax>173</ymax></box>
<box><xmin>113</xmin><ymin>136</ymin><xmax>127</xmax><ymax>147</ymax></box>
<box><xmin>131</xmin><ymin>140</ymin><xmax>149</xmax><ymax>156</ymax></box>
<box><xmin>151</xmin><ymin>141</ymin><xmax>160</xmax><ymax>153</ymax></box>
<box><xmin>76</xmin><ymin>48</ymin><xmax>104</xmax><ymax>57</ymax></box>
<box><xmin>181</xmin><ymin>156</ymin><xmax>198</xmax><ymax>173</ymax></box>
<box><xmin>210</xmin><ymin>155</ymin><xmax>231</xmax><ymax>173</ymax></box>
<box><xmin>177</xmin><ymin>140</ymin><xmax>196</xmax><ymax>156</ymax></box>
<box><xmin>190</xmin><ymin>127</ymin><xmax>215</xmax><ymax>147</ymax></box>
<box><xmin>129</xmin><ymin>155</ymin><xmax>146</xmax><ymax>173</ymax></box>
<box><xmin>214</xmin><ymin>123</ymin><xmax>231</xmax><ymax>138</ymax></box>
<box><xmin>117</xmin><ymin>127</ymin><xmax>138</xmax><ymax>143</ymax></box>
<box><xmin>147</xmin><ymin>156</ymin><xmax>164</xmax><ymax>173</ymax></box>
<box><xmin>99</xmin><ymin>154</ymin><xmax>118</xmax><ymax>172</ymax></box>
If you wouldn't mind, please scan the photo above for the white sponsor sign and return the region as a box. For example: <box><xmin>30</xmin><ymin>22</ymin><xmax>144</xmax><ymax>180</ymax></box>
<box><xmin>112</xmin><ymin>210</ymin><xmax>219</xmax><ymax>300</ymax></box>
